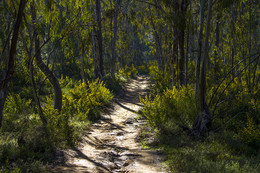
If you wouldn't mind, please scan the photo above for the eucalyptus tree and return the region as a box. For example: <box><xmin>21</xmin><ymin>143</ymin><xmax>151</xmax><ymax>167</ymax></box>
<box><xmin>111</xmin><ymin>0</ymin><xmax>121</xmax><ymax>77</ymax></box>
<box><xmin>0</xmin><ymin>0</ymin><xmax>26</xmax><ymax>128</ymax></box>
<box><xmin>30</xmin><ymin>1</ymin><xmax>62</xmax><ymax>112</ymax></box>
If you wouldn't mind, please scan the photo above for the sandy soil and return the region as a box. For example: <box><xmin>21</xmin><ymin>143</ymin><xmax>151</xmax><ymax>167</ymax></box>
<box><xmin>51</xmin><ymin>76</ymin><xmax>165</xmax><ymax>173</ymax></box>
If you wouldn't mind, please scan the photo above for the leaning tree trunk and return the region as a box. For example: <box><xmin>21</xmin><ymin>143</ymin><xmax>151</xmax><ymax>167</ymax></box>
<box><xmin>32</xmin><ymin>2</ymin><xmax>62</xmax><ymax>112</ymax></box>
<box><xmin>192</xmin><ymin>0</ymin><xmax>213</xmax><ymax>137</ymax></box>
<box><xmin>0</xmin><ymin>0</ymin><xmax>26</xmax><ymax>128</ymax></box>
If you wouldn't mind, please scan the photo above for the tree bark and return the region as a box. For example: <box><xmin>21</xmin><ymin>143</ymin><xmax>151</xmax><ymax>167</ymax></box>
<box><xmin>195</xmin><ymin>0</ymin><xmax>205</xmax><ymax>95</ymax></box>
<box><xmin>178</xmin><ymin>0</ymin><xmax>189</xmax><ymax>86</ymax></box>
<box><xmin>214</xmin><ymin>13</ymin><xmax>220</xmax><ymax>80</ymax></box>
<box><xmin>0</xmin><ymin>0</ymin><xmax>26</xmax><ymax>128</ymax></box>
<box><xmin>80</xmin><ymin>46</ymin><xmax>87</xmax><ymax>83</ymax></box>
<box><xmin>111</xmin><ymin>0</ymin><xmax>121</xmax><ymax>77</ymax></box>
<box><xmin>95</xmin><ymin>0</ymin><xmax>104</xmax><ymax>79</ymax></box>
<box><xmin>148</xmin><ymin>6</ymin><xmax>163</xmax><ymax>72</ymax></box>
<box><xmin>32</xmin><ymin>2</ymin><xmax>62</xmax><ymax>112</ymax></box>
<box><xmin>192</xmin><ymin>0</ymin><xmax>213</xmax><ymax>136</ymax></box>
<box><xmin>200</xmin><ymin>0</ymin><xmax>212</xmax><ymax>113</ymax></box>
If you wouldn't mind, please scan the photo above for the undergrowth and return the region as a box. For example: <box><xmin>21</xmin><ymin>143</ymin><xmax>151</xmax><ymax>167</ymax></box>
<box><xmin>0</xmin><ymin>77</ymin><xmax>113</xmax><ymax>172</ymax></box>
<box><xmin>139</xmin><ymin>63</ymin><xmax>259</xmax><ymax>172</ymax></box>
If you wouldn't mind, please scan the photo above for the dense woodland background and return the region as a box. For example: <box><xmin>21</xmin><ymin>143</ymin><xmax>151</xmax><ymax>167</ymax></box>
<box><xmin>0</xmin><ymin>0</ymin><xmax>259</xmax><ymax>172</ymax></box>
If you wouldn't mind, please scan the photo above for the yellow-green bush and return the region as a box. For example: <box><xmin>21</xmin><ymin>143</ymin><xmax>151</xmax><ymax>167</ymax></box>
<box><xmin>148</xmin><ymin>61</ymin><xmax>172</xmax><ymax>94</ymax></box>
<box><xmin>4</xmin><ymin>93</ymin><xmax>32</xmax><ymax>115</ymax></box>
<box><xmin>236</xmin><ymin>115</ymin><xmax>260</xmax><ymax>150</ymax></box>
<box><xmin>1</xmin><ymin>78</ymin><xmax>114</xmax><ymax>171</ymax></box>
<box><xmin>140</xmin><ymin>85</ymin><xmax>199</xmax><ymax>131</ymax></box>
<box><xmin>118</xmin><ymin>64</ymin><xmax>138</xmax><ymax>79</ymax></box>
<box><xmin>137</xmin><ymin>65</ymin><xmax>148</xmax><ymax>74</ymax></box>
<box><xmin>63</xmin><ymin>79</ymin><xmax>113</xmax><ymax>121</ymax></box>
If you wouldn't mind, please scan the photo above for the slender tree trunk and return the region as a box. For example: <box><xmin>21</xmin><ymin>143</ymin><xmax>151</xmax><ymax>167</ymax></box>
<box><xmin>29</xmin><ymin>57</ymin><xmax>46</xmax><ymax>124</ymax></box>
<box><xmin>148</xmin><ymin>6</ymin><xmax>163</xmax><ymax>72</ymax></box>
<box><xmin>179</xmin><ymin>1</ymin><xmax>189</xmax><ymax>86</ymax></box>
<box><xmin>214</xmin><ymin>13</ymin><xmax>220</xmax><ymax>80</ymax></box>
<box><xmin>111</xmin><ymin>0</ymin><xmax>120</xmax><ymax>77</ymax></box>
<box><xmin>21</xmin><ymin>29</ymin><xmax>47</xmax><ymax>125</ymax></box>
<box><xmin>92</xmin><ymin>27</ymin><xmax>97</xmax><ymax>79</ymax></box>
<box><xmin>32</xmin><ymin>2</ymin><xmax>62</xmax><ymax>112</ymax></box>
<box><xmin>80</xmin><ymin>44</ymin><xmax>87</xmax><ymax>83</ymax></box>
<box><xmin>179</xmin><ymin>28</ymin><xmax>186</xmax><ymax>86</ymax></box>
<box><xmin>231</xmin><ymin>6</ymin><xmax>237</xmax><ymax>80</ymax></box>
<box><xmin>192</xmin><ymin>0</ymin><xmax>213</xmax><ymax>136</ymax></box>
<box><xmin>172</xmin><ymin>27</ymin><xmax>178</xmax><ymax>86</ymax></box>
<box><xmin>195</xmin><ymin>0</ymin><xmax>205</xmax><ymax>95</ymax></box>
<box><xmin>0</xmin><ymin>0</ymin><xmax>26</xmax><ymax>128</ymax></box>
<box><xmin>200</xmin><ymin>0</ymin><xmax>212</xmax><ymax>113</ymax></box>
<box><xmin>95</xmin><ymin>0</ymin><xmax>104</xmax><ymax>79</ymax></box>
<box><xmin>186</xmin><ymin>24</ymin><xmax>190</xmax><ymax>85</ymax></box>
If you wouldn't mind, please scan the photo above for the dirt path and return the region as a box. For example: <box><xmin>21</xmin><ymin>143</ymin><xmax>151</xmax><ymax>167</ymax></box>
<box><xmin>52</xmin><ymin>76</ymin><xmax>165</xmax><ymax>173</ymax></box>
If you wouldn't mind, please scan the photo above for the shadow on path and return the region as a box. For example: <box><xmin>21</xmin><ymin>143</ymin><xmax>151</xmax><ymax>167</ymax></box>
<box><xmin>71</xmin><ymin>147</ymin><xmax>110</xmax><ymax>172</ymax></box>
<box><xmin>115</xmin><ymin>100</ymin><xmax>137</xmax><ymax>113</ymax></box>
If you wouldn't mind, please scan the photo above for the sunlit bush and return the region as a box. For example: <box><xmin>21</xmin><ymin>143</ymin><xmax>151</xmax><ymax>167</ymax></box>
<box><xmin>1</xmin><ymin>77</ymin><xmax>114</xmax><ymax>171</ymax></box>
<box><xmin>63</xmin><ymin>79</ymin><xmax>113</xmax><ymax>121</ymax></box>
<box><xmin>140</xmin><ymin>85</ymin><xmax>199</xmax><ymax>131</ymax></box>
<box><xmin>118</xmin><ymin>64</ymin><xmax>138</xmax><ymax>79</ymax></box>
<box><xmin>148</xmin><ymin>61</ymin><xmax>172</xmax><ymax>94</ymax></box>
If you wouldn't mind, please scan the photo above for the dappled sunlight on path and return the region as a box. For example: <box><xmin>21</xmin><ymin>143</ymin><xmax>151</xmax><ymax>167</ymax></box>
<box><xmin>51</xmin><ymin>76</ymin><xmax>165</xmax><ymax>173</ymax></box>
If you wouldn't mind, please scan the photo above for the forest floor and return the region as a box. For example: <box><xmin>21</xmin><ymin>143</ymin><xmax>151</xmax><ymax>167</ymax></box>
<box><xmin>51</xmin><ymin>76</ymin><xmax>166</xmax><ymax>173</ymax></box>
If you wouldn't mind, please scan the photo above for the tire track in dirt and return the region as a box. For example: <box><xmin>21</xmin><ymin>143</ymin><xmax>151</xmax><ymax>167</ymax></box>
<box><xmin>52</xmin><ymin>76</ymin><xmax>165</xmax><ymax>173</ymax></box>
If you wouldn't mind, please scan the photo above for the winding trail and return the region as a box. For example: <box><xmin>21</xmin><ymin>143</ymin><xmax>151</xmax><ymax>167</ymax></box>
<box><xmin>52</xmin><ymin>76</ymin><xmax>165</xmax><ymax>173</ymax></box>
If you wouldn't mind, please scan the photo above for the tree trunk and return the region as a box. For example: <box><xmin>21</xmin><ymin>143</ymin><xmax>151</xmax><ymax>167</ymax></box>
<box><xmin>179</xmin><ymin>28</ymin><xmax>186</xmax><ymax>86</ymax></box>
<box><xmin>179</xmin><ymin>0</ymin><xmax>189</xmax><ymax>86</ymax></box>
<box><xmin>214</xmin><ymin>13</ymin><xmax>220</xmax><ymax>80</ymax></box>
<box><xmin>111</xmin><ymin>0</ymin><xmax>120</xmax><ymax>77</ymax></box>
<box><xmin>21</xmin><ymin>28</ymin><xmax>47</xmax><ymax>125</ymax></box>
<box><xmin>231</xmin><ymin>5</ymin><xmax>237</xmax><ymax>80</ymax></box>
<box><xmin>148</xmin><ymin>6</ymin><xmax>163</xmax><ymax>72</ymax></box>
<box><xmin>80</xmin><ymin>44</ymin><xmax>87</xmax><ymax>83</ymax></box>
<box><xmin>32</xmin><ymin>2</ymin><xmax>62</xmax><ymax>112</ymax></box>
<box><xmin>0</xmin><ymin>0</ymin><xmax>26</xmax><ymax>128</ymax></box>
<box><xmin>192</xmin><ymin>0</ymin><xmax>213</xmax><ymax>136</ymax></box>
<box><xmin>195</xmin><ymin>0</ymin><xmax>205</xmax><ymax>95</ymax></box>
<box><xmin>95</xmin><ymin>0</ymin><xmax>104</xmax><ymax>79</ymax></box>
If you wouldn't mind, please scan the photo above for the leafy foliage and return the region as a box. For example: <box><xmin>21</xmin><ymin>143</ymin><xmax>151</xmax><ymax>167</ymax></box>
<box><xmin>118</xmin><ymin>64</ymin><xmax>138</xmax><ymax>80</ymax></box>
<box><xmin>63</xmin><ymin>79</ymin><xmax>113</xmax><ymax>121</ymax></box>
<box><xmin>0</xmin><ymin>78</ymin><xmax>113</xmax><ymax>171</ymax></box>
<box><xmin>236</xmin><ymin>115</ymin><xmax>260</xmax><ymax>150</ymax></box>
<box><xmin>148</xmin><ymin>61</ymin><xmax>172</xmax><ymax>94</ymax></box>
<box><xmin>140</xmin><ymin>85</ymin><xmax>199</xmax><ymax>131</ymax></box>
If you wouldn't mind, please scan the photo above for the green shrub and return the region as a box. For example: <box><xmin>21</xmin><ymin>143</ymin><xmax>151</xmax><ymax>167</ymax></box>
<box><xmin>148</xmin><ymin>61</ymin><xmax>172</xmax><ymax>94</ymax></box>
<box><xmin>63</xmin><ymin>79</ymin><xmax>113</xmax><ymax>121</ymax></box>
<box><xmin>137</xmin><ymin>65</ymin><xmax>148</xmax><ymax>75</ymax></box>
<box><xmin>235</xmin><ymin>115</ymin><xmax>260</xmax><ymax>151</ymax></box>
<box><xmin>118</xmin><ymin>64</ymin><xmax>138</xmax><ymax>79</ymax></box>
<box><xmin>210</xmin><ymin>78</ymin><xmax>259</xmax><ymax>129</ymax></box>
<box><xmin>4</xmin><ymin>93</ymin><xmax>32</xmax><ymax>116</ymax></box>
<box><xmin>104</xmin><ymin>75</ymin><xmax>125</xmax><ymax>95</ymax></box>
<box><xmin>2</xmin><ymin>94</ymin><xmax>32</xmax><ymax>133</ymax></box>
<box><xmin>1</xmin><ymin>77</ymin><xmax>114</xmax><ymax>171</ymax></box>
<box><xmin>140</xmin><ymin>85</ymin><xmax>199</xmax><ymax>131</ymax></box>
